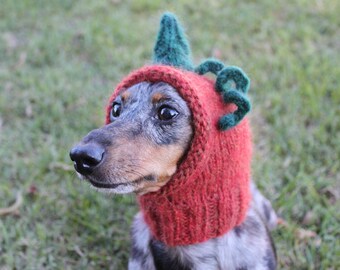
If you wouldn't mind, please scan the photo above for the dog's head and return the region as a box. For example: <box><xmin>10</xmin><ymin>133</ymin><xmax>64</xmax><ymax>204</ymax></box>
<box><xmin>69</xmin><ymin>13</ymin><xmax>254</xmax><ymax>246</ymax></box>
<box><xmin>70</xmin><ymin>82</ymin><xmax>193</xmax><ymax>195</ymax></box>
<box><xmin>70</xmin><ymin>13</ymin><xmax>252</xmax><ymax>201</ymax></box>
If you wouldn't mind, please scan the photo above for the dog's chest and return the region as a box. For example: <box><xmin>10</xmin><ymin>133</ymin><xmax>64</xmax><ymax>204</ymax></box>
<box><xmin>129</xmin><ymin>209</ymin><xmax>276</xmax><ymax>270</ymax></box>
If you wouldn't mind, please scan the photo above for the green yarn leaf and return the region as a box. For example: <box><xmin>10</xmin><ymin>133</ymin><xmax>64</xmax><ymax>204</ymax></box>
<box><xmin>153</xmin><ymin>12</ymin><xmax>194</xmax><ymax>71</ymax></box>
<box><xmin>216</xmin><ymin>66</ymin><xmax>251</xmax><ymax>130</ymax></box>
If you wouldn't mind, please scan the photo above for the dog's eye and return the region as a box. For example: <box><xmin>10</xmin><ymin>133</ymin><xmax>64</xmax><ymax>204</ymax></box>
<box><xmin>111</xmin><ymin>102</ymin><xmax>122</xmax><ymax>118</ymax></box>
<box><xmin>157</xmin><ymin>105</ymin><xmax>178</xmax><ymax>121</ymax></box>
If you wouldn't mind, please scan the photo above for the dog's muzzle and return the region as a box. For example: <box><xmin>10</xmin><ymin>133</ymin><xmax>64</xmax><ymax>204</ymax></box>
<box><xmin>69</xmin><ymin>143</ymin><xmax>105</xmax><ymax>175</ymax></box>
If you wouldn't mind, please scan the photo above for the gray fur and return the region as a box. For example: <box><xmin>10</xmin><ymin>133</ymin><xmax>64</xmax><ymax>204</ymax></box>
<box><xmin>109</xmin><ymin>82</ymin><xmax>193</xmax><ymax>146</ymax></box>
<box><xmin>129</xmin><ymin>182</ymin><xmax>277</xmax><ymax>270</ymax></box>
<box><xmin>72</xmin><ymin>82</ymin><xmax>193</xmax><ymax>194</ymax></box>
<box><xmin>71</xmin><ymin>82</ymin><xmax>278</xmax><ymax>269</ymax></box>
<box><xmin>250</xmin><ymin>182</ymin><xmax>278</xmax><ymax>231</ymax></box>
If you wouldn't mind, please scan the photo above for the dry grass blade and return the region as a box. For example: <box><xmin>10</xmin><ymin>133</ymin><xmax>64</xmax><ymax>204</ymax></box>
<box><xmin>0</xmin><ymin>192</ymin><xmax>23</xmax><ymax>216</ymax></box>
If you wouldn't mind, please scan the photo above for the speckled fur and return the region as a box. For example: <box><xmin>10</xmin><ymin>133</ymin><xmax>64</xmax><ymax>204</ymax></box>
<box><xmin>71</xmin><ymin>82</ymin><xmax>277</xmax><ymax>269</ymax></box>
<box><xmin>129</xmin><ymin>182</ymin><xmax>277</xmax><ymax>270</ymax></box>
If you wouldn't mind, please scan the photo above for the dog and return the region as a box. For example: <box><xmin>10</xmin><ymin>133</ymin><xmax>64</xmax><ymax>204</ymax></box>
<box><xmin>70</xmin><ymin>81</ymin><xmax>278</xmax><ymax>270</ymax></box>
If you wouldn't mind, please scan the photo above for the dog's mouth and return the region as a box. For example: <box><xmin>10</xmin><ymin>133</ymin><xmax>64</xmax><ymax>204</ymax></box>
<box><xmin>88</xmin><ymin>179</ymin><xmax>128</xmax><ymax>189</ymax></box>
<box><xmin>85</xmin><ymin>174</ymin><xmax>156</xmax><ymax>190</ymax></box>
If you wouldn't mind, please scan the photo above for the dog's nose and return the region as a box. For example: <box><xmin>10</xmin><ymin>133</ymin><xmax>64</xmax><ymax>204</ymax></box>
<box><xmin>69</xmin><ymin>144</ymin><xmax>105</xmax><ymax>175</ymax></box>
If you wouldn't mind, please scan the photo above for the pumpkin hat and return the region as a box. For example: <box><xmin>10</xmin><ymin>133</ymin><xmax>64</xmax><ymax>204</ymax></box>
<box><xmin>106</xmin><ymin>13</ymin><xmax>252</xmax><ymax>246</ymax></box>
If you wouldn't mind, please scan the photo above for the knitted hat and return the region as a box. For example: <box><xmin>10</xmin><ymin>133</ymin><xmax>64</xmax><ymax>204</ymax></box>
<box><xmin>106</xmin><ymin>13</ymin><xmax>252</xmax><ymax>246</ymax></box>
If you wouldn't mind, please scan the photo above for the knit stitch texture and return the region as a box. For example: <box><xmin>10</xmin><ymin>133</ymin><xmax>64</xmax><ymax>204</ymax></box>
<box><xmin>105</xmin><ymin>65</ymin><xmax>252</xmax><ymax>246</ymax></box>
<box><xmin>104</xmin><ymin>12</ymin><xmax>252</xmax><ymax>246</ymax></box>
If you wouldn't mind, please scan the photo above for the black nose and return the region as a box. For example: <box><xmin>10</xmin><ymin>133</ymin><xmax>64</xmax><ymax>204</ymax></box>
<box><xmin>69</xmin><ymin>144</ymin><xmax>105</xmax><ymax>175</ymax></box>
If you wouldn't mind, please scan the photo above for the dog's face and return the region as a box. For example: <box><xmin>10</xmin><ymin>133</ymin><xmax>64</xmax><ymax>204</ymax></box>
<box><xmin>70</xmin><ymin>82</ymin><xmax>193</xmax><ymax>195</ymax></box>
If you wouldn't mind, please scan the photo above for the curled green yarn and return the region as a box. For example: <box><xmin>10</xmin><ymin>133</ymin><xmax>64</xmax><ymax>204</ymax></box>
<box><xmin>216</xmin><ymin>67</ymin><xmax>251</xmax><ymax>130</ymax></box>
<box><xmin>216</xmin><ymin>66</ymin><xmax>250</xmax><ymax>94</ymax></box>
<box><xmin>195</xmin><ymin>59</ymin><xmax>224</xmax><ymax>75</ymax></box>
<box><xmin>219</xmin><ymin>89</ymin><xmax>251</xmax><ymax>130</ymax></box>
<box><xmin>195</xmin><ymin>61</ymin><xmax>251</xmax><ymax>130</ymax></box>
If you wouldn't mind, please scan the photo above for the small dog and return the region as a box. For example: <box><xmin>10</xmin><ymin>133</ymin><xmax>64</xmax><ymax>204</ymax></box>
<box><xmin>70</xmin><ymin>82</ymin><xmax>277</xmax><ymax>269</ymax></box>
<box><xmin>70</xmin><ymin>13</ymin><xmax>278</xmax><ymax>270</ymax></box>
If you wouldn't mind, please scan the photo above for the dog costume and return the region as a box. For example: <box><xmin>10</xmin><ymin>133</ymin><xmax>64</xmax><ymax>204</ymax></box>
<box><xmin>106</xmin><ymin>13</ymin><xmax>252</xmax><ymax>246</ymax></box>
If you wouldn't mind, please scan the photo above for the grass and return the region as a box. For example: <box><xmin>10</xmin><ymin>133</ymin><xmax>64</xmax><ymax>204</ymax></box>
<box><xmin>0</xmin><ymin>0</ymin><xmax>339</xmax><ymax>269</ymax></box>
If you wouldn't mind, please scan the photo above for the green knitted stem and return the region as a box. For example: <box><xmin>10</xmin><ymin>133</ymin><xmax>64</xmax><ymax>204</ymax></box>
<box><xmin>153</xmin><ymin>12</ymin><xmax>194</xmax><ymax>71</ymax></box>
<box><xmin>216</xmin><ymin>67</ymin><xmax>251</xmax><ymax>130</ymax></box>
<box><xmin>195</xmin><ymin>59</ymin><xmax>225</xmax><ymax>75</ymax></box>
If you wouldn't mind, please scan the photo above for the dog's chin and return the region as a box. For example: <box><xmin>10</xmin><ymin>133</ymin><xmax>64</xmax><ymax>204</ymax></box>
<box><xmin>76</xmin><ymin>172</ymin><xmax>138</xmax><ymax>194</ymax></box>
<box><xmin>75</xmin><ymin>172</ymin><xmax>165</xmax><ymax>195</ymax></box>
<box><xmin>91</xmin><ymin>184</ymin><xmax>135</xmax><ymax>194</ymax></box>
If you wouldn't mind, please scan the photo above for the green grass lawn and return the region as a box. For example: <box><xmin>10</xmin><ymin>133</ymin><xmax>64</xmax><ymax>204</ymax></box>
<box><xmin>0</xmin><ymin>0</ymin><xmax>339</xmax><ymax>269</ymax></box>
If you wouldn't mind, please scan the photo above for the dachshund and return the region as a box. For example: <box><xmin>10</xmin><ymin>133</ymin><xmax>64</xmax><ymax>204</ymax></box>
<box><xmin>70</xmin><ymin>82</ymin><xmax>278</xmax><ymax>270</ymax></box>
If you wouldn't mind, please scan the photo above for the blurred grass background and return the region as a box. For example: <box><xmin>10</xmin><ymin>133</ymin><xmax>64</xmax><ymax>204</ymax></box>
<box><xmin>0</xmin><ymin>0</ymin><xmax>339</xmax><ymax>269</ymax></box>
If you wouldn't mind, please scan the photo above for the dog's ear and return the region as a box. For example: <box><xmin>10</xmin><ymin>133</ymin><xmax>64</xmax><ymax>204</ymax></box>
<box><xmin>153</xmin><ymin>12</ymin><xmax>194</xmax><ymax>71</ymax></box>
